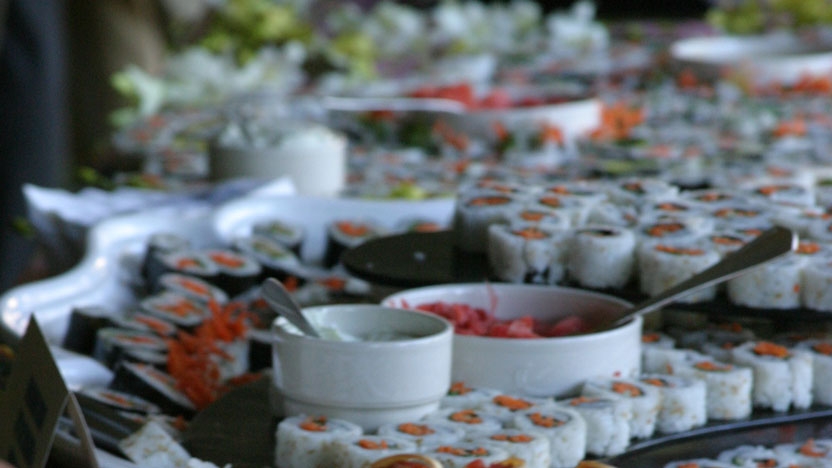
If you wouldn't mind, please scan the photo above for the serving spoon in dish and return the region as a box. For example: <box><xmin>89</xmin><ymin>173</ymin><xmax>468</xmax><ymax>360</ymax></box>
<box><xmin>601</xmin><ymin>226</ymin><xmax>798</xmax><ymax>331</ymax></box>
<box><xmin>261</xmin><ymin>277</ymin><xmax>320</xmax><ymax>338</ymax></box>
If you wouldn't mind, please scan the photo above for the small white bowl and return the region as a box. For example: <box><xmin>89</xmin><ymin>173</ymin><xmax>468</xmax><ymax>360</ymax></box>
<box><xmin>271</xmin><ymin>304</ymin><xmax>453</xmax><ymax>431</ymax></box>
<box><xmin>382</xmin><ymin>283</ymin><xmax>641</xmax><ymax>398</ymax></box>
<box><xmin>670</xmin><ymin>33</ymin><xmax>832</xmax><ymax>85</ymax></box>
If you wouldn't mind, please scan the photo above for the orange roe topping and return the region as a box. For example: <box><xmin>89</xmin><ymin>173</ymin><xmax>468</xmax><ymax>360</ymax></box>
<box><xmin>448</xmin><ymin>381</ymin><xmax>473</xmax><ymax>396</ymax></box>
<box><xmin>299</xmin><ymin>416</ymin><xmax>328</xmax><ymax>432</ymax></box>
<box><xmin>468</xmin><ymin>196</ymin><xmax>511</xmax><ymax>207</ymax></box>
<box><xmin>490</xmin><ymin>433</ymin><xmax>534</xmax><ymax>443</ymax></box>
<box><xmin>437</xmin><ymin>446</ymin><xmax>489</xmax><ymax>457</ymax></box>
<box><xmin>796</xmin><ymin>242</ymin><xmax>821</xmax><ymax>255</ymax></box>
<box><xmin>568</xmin><ymin>396</ymin><xmax>598</xmax><ymax>406</ymax></box>
<box><xmin>694</xmin><ymin>361</ymin><xmax>733</xmax><ymax>372</ymax></box>
<box><xmin>654</xmin><ymin>244</ymin><xmax>705</xmax><ymax>256</ymax></box>
<box><xmin>612</xmin><ymin>381</ymin><xmax>643</xmax><ymax>397</ymax></box>
<box><xmin>528</xmin><ymin>412</ymin><xmax>564</xmax><ymax>428</ymax></box>
<box><xmin>397</xmin><ymin>423</ymin><xmax>435</xmax><ymax>436</ymax></box>
<box><xmin>358</xmin><ymin>439</ymin><xmax>389</xmax><ymax>450</ymax></box>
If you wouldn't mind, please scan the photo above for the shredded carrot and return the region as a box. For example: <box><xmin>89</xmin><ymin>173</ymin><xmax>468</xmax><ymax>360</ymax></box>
<box><xmin>568</xmin><ymin>396</ymin><xmax>598</xmax><ymax>406</ymax></box>
<box><xmin>646</xmin><ymin>223</ymin><xmax>683</xmax><ymax>237</ymax></box>
<box><xmin>133</xmin><ymin>315</ymin><xmax>172</xmax><ymax>336</ymax></box>
<box><xmin>299</xmin><ymin>416</ymin><xmax>328</xmax><ymax>432</ymax></box>
<box><xmin>611</xmin><ymin>381</ymin><xmax>643</xmax><ymax>397</ymax></box>
<box><xmin>449</xmin><ymin>409</ymin><xmax>482</xmax><ymax>424</ymax></box>
<box><xmin>528</xmin><ymin>412</ymin><xmax>564</xmax><ymax>428</ymax></box>
<box><xmin>693</xmin><ymin>361</ymin><xmax>732</xmax><ymax>372</ymax></box>
<box><xmin>358</xmin><ymin>439</ymin><xmax>389</xmax><ymax>450</ymax></box>
<box><xmin>642</xmin><ymin>378</ymin><xmax>669</xmax><ymax>387</ymax></box>
<box><xmin>448</xmin><ymin>381</ymin><xmax>473</xmax><ymax>396</ymax></box>
<box><xmin>490</xmin><ymin>433</ymin><xmax>533</xmax><ymax>443</ymax></box>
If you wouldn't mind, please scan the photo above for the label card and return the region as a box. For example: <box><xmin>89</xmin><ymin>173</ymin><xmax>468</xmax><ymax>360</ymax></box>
<box><xmin>0</xmin><ymin>319</ymin><xmax>98</xmax><ymax>468</ymax></box>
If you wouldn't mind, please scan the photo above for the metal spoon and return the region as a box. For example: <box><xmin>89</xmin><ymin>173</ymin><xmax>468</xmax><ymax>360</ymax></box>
<box><xmin>602</xmin><ymin>226</ymin><xmax>798</xmax><ymax>330</ymax></box>
<box><xmin>261</xmin><ymin>278</ymin><xmax>320</xmax><ymax>338</ymax></box>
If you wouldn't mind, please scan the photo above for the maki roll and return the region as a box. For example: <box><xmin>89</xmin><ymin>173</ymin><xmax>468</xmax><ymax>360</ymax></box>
<box><xmin>502</xmin><ymin>206</ymin><xmax>571</xmax><ymax>231</ymax></box>
<box><xmin>567</xmin><ymin>225</ymin><xmax>636</xmax><ymax>290</ymax></box>
<box><xmin>531</xmin><ymin>193</ymin><xmax>594</xmax><ymax>227</ymax></box>
<box><xmin>453</xmin><ymin>191</ymin><xmax>520</xmax><ymax>253</ymax></box>
<box><xmin>421</xmin><ymin>442</ymin><xmax>509</xmax><ymax>468</ymax></box>
<box><xmin>581</xmin><ymin>377</ymin><xmax>660</xmax><ymax>439</ymax></box>
<box><xmin>605</xmin><ymin>177</ymin><xmax>679</xmax><ymax>206</ymax></box>
<box><xmin>147</xmin><ymin>250</ymin><xmax>219</xmax><ymax>293</ymax></box>
<box><xmin>330</xmin><ymin>435</ymin><xmax>418</xmax><ymax>468</ymax></box>
<box><xmin>140</xmin><ymin>291</ymin><xmax>209</xmax><ymax>329</ymax></box>
<box><xmin>141</xmin><ymin>232</ymin><xmax>192</xmax><ymax>285</ymax></box>
<box><xmin>639</xmin><ymin>374</ymin><xmax>707</xmax><ymax>435</ymax></box>
<box><xmin>468</xmin><ymin>429</ymin><xmax>552</xmax><ymax>468</ymax></box>
<box><xmin>323</xmin><ymin>218</ymin><xmax>387</xmax><ymax>267</ymax></box>
<box><xmin>77</xmin><ymin>387</ymin><xmax>161</xmax><ymax>415</ymax></box>
<box><xmin>234</xmin><ymin>235</ymin><xmax>303</xmax><ymax>283</ymax></box>
<box><xmin>109</xmin><ymin>362</ymin><xmax>196</xmax><ymax>418</ymax></box>
<box><xmin>730</xmin><ymin>341</ymin><xmax>813</xmax><ymax>411</ymax></box>
<box><xmin>93</xmin><ymin>328</ymin><xmax>168</xmax><ymax>369</ymax></box>
<box><xmin>637</xmin><ymin>239</ymin><xmax>721</xmax><ymax>302</ymax></box>
<box><xmin>796</xmin><ymin>340</ymin><xmax>832</xmax><ymax>406</ymax></box>
<box><xmin>727</xmin><ymin>252</ymin><xmax>805</xmax><ymax>309</ymax></box>
<box><xmin>275</xmin><ymin>415</ymin><xmax>363</xmax><ymax>468</ymax></box>
<box><xmin>676</xmin><ymin>356</ymin><xmax>753</xmax><ymax>420</ymax></box>
<box><xmin>114</xmin><ymin>311</ymin><xmax>178</xmax><ymax>338</ymax></box>
<box><xmin>252</xmin><ymin>218</ymin><xmax>305</xmax><ymax>256</ymax></box>
<box><xmin>511</xmin><ymin>406</ymin><xmax>586</xmax><ymax>468</ymax></box>
<box><xmin>558</xmin><ymin>396</ymin><xmax>630</xmax><ymax>457</ymax></box>
<box><xmin>156</xmin><ymin>273</ymin><xmax>228</xmax><ymax>304</ymax></box>
<box><xmin>587</xmin><ymin>202</ymin><xmax>640</xmax><ymax>228</ymax></box>
<box><xmin>62</xmin><ymin>306</ymin><xmax>117</xmax><ymax>355</ymax></box>
<box><xmin>487</xmin><ymin>223</ymin><xmax>568</xmax><ymax>285</ymax></box>
<box><xmin>376</xmin><ymin>421</ymin><xmax>465</xmax><ymax>449</ymax></box>
<box><xmin>204</xmin><ymin>248</ymin><xmax>262</xmax><ymax>297</ymax></box>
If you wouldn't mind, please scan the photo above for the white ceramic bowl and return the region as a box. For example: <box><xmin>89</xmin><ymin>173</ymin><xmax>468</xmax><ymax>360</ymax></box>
<box><xmin>271</xmin><ymin>304</ymin><xmax>453</xmax><ymax>431</ymax></box>
<box><xmin>670</xmin><ymin>33</ymin><xmax>832</xmax><ymax>85</ymax></box>
<box><xmin>382</xmin><ymin>283</ymin><xmax>641</xmax><ymax>398</ymax></box>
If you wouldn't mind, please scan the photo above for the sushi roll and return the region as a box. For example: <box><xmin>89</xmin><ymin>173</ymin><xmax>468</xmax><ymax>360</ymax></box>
<box><xmin>475</xmin><ymin>393</ymin><xmax>554</xmax><ymax>425</ymax></box>
<box><xmin>530</xmin><ymin>193</ymin><xmax>594</xmax><ymax>227</ymax></box>
<box><xmin>799</xmin><ymin>252</ymin><xmax>832</xmax><ymax>312</ymax></box>
<box><xmin>234</xmin><ymin>235</ymin><xmax>304</xmax><ymax>283</ymax></box>
<box><xmin>204</xmin><ymin>248</ymin><xmax>262</xmax><ymax>297</ymax></box>
<box><xmin>640</xmin><ymin>374</ymin><xmax>707</xmax><ymax>435</ymax></box>
<box><xmin>642</xmin><ymin>346</ymin><xmax>707</xmax><ymax>375</ymax></box>
<box><xmin>717</xmin><ymin>445</ymin><xmax>798</xmax><ymax>467</ymax></box>
<box><xmin>540</xmin><ymin>181</ymin><xmax>608</xmax><ymax>208</ymax></box>
<box><xmin>275</xmin><ymin>415</ymin><xmax>363</xmax><ymax>468</ymax></box>
<box><xmin>423</xmin><ymin>408</ymin><xmax>504</xmax><ymax>438</ymax></box>
<box><xmin>730</xmin><ymin>341</ymin><xmax>813</xmax><ymax>411</ymax></box>
<box><xmin>796</xmin><ymin>340</ymin><xmax>832</xmax><ymax>406</ymax></box>
<box><xmin>141</xmin><ymin>232</ymin><xmax>192</xmax><ymax>285</ymax></box>
<box><xmin>323</xmin><ymin>218</ymin><xmax>388</xmax><ymax>267</ymax></box>
<box><xmin>557</xmin><ymin>396</ymin><xmax>630</xmax><ymax>457</ymax></box>
<box><xmin>155</xmin><ymin>273</ymin><xmax>228</xmax><ymax>304</ymax></box>
<box><xmin>487</xmin><ymin>222</ymin><xmax>568</xmax><ymax>285</ymax></box>
<box><xmin>746</xmin><ymin>182</ymin><xmax>816</xmax><ymax>207</ymax></box>
<box><xmin>147</xmin><ymin>250</ymin><xmax>219</xmax><ymax>293</ymax></box>
<box><xmin>771</xmin><ymin>206</ymin><xmax>832</xmax><ymax>238</ymax></box>
<box><xmin>394</xmin><ymin>217</ymin><xmax>447</xmax><ymax>234</ymax></box>
<box><xmin>78</xmin><ymin>387</ymin><xmax>161</xmax><ymax>415</ymax></box>
<box><xmin>636</xmin><ymin>218</ymin><xmax>705</xmax><ymax>247</ymax></box>
<box><xmin>468</xmin><ymin>429</ymin><xmax>552</xmax><ymax>468</ymax></box>
<box><xmin>421</xmin><ymin>441</ymin><xmax>509</xmax><ymax>468</ymax></box>
<box><xmin>581</xmin><ymin>377</ymin><xmax>660</xmax><ymax>439</ymax></box>
<box><xmin>62</xmin><ymin>306</ymin><xmax>117</xmax><ymax>355</ymax></box>
<box><xmin>774</xmin><ymin>439</ymin><xmax>832</xmax><ymax>464</ymax></box>
<box><xmin>501</xmin><ymin>206</ymin><xmax>571</xmax><ymax>231</ymax></box>
<box><xmin>705</xmin><ymin>230</ymin><xmax>753</xmax><ymax>258</ymax></box>
<box><xmin>114</xmin><ymin>312</ymin><xmax>178</xmax><ymax>338</ymax></box>
<box><xmin>681</xmin><ymin>188</ymin><xmax>747</xmax><ymax>210</ymax></box>
<box><xmin>676</xmin><ymin>356</ymin><xmax>753</xmax><ymax>420</ymax></box>
<box><xmin>109</xmin><ymin>362</ymin><xmax>196</xmax><ymax>418</ymax></box>
<box><xmin>453</xmin><ymin>191</ymin><xmax>522</xmax><ymax>253</ymax></box>
<box><xmin>511</xmin><ymin>406</ymin><xmax>586</xmax><ymax>468</ymax></box>
<box><xmin>637</xmin><ymin>239</ymin><xmax>721</xmax><ymax>302</ymax></box>
<box><xmin>330</xmin><ymin>435</ymin><xmax>418</xmax><ymax>468</ymax></box>
<box><xmin>140</xmin><ymin>291</ymin><xmax>209</xmax><ymax>329</ymax></box>
<box><xmin>93</xmin><ymin>328</ymin><xmax>168</xmax><ymax>369</ymax></box>
<box><xmin>252</xmin><ymin>218</ymin><xmax>305</xmax><ymax>255</ymax></box>
<box><xmin>376</xmin><ymin>421</ymin><xmax>465</xmax><ymax>449</ymax></box>
<box><xmin>710</xmin><ymin>201</ymin><xmax>773</xmax><ymax>231</ymax></box>
<box><xmin>119</xmin><ymin>421</ymin><xmax>192</xmax><ymax>468</ymax></box>
<box><xmin>441</xmin><ymin>382</ymin><xmax>502</xmax><ymax>409</ymax></box>
<box><xmin>587</xmin><ymin>202</ymin><xmax>640</xmax><ymax>228</ymax></box>
<box><xmin>567</xmin><ymin>225</ymin><xmax>636</xmax><ymax>290</ymax></box>
<box><xmin>727</xmin><ymin>253</ymin><xmax>804</xmax><ymax>309</ymax></box>
<box><xmin>641</xmin><ymin>199</ymin><xmax>714</xmax><ymax>232</ymax></box>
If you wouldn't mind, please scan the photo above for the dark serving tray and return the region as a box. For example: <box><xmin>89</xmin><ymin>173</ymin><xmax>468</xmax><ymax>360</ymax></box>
<box><xmin>342</xmin><ymin>230</ymin><xmax>832</xmax><ymax>323</ymax></box>
<box><xmin>182</xmin><ymin>378</ymin><xmax>832</xmax><ymax>468</ymax></box>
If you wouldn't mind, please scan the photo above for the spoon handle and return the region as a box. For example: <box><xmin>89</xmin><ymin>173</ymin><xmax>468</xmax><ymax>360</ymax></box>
<box><xmin>611</xmin><ymin>226</ymin><xmax>797</xmax><ymax>328</ymax></box>
<box><xmin>262</xmin><ymin>278</ymin><xmax>320</xmax><ymax>338</ymax></box>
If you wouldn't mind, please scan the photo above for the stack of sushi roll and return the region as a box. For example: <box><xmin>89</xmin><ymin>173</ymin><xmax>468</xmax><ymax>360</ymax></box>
<box><xmin>155</xmin><ymin>273</ymin><xmax>228</xmax><ymax>304</ymax></box>
<box><xmin>730</xmin><ymin>341</ymin><xmax>813</xmax><ymax>412</ymax></box>
<box><xmin>140</xmin><ymin>232</ymin><xmax>192</xmax><ymax>283</ymax></box>
<box><xmin>453</xmin><ymin>189</ymin><xmax>524</xmax><ymax>253</ymax></box>
<box><xmin>233</xmin><ymin>234</ymin><xmax>303</xmax><ymax>283</ymax></box>
<box><xmin>203</xmin><ymin>248</ymin><xmax>262</xmax><ymax>296</ymax></box>
<box><xmin>140</xmin><ymin>291</ymin><xmax>210</xmax><ymax>330</ymax></box>
<box><xmin>93</xmin><ymin>327</ymin><xmax>169</xmax><ymax>369</ymax></box>
<box><xmin>581</xmin><ymin>377</ymin><xmax>661</xmax><ymax>439</ymax></box>
<box><xmin>144</xmin><ymin>250</ymin><xmax>219</xmax><ymax>293</ymax></box>
<box><xmin>109</xmin><ymin>362</ymin><xmax>196</xmax><ymax>419</ymax></box>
